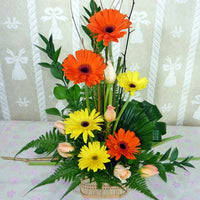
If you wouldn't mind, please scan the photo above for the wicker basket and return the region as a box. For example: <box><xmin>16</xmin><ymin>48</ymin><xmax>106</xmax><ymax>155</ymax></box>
<box><xmin>80</xmin><ymin>179</ymin><xmax>127</xmax><ymax>198</ymax></box>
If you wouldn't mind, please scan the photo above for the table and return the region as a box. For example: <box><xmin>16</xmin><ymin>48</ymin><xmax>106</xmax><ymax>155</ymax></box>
<box><xmin>0</xmin><ymin>121</ymin><xmax>200</xmax><ymax>200</ymax></box>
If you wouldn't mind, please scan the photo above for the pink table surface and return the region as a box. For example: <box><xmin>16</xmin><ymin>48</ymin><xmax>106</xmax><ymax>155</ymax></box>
<box><xmin>0</xmin><ymin>120</ymin><xmax>200</xmax><ymax>200</ymax></box>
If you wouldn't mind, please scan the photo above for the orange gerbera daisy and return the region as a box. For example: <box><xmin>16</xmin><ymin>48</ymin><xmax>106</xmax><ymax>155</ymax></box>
<box><xmin>87</xmin><ymin>9</ymin><xmax>132</xmax><ymax>46</ymax></box>
<box><xmin>62</xmin><ymin>49</ymin><xmax>106</xmax><ymax>87</ymax></box>
<box><xmin>105</xmin><ymin>128</ymin><xmax>141</xmax><ymax>160</ymax></box>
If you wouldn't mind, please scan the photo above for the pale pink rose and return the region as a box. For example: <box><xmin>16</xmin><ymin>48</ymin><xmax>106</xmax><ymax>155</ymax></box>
<box><xmin>104</xmin><ymin>60</ymin><xmax>116</xmax><ymax>84</ymax></box>
<box><xmin>54</xmin><ymin>121</ymin><xmax>65</xmax><ymax>135</ymax></box>
<box><xmin>57</xmin><ymin>142</ymin><xmax>74</xmax><ymax>158</ymax></box>
<box><xmin>114</xmin><ymin>164</ymin><xmax>131</xmax><ymax>183</ymax></box>
<box><xmin>104</xmin><ymin>105</ymin><xmax>116</xmax><ymax>122</ymax></box>
<box><xmin>140</xmin><ymin>165</ymin><xmax>159</xmax><ymax>178</ymax></box>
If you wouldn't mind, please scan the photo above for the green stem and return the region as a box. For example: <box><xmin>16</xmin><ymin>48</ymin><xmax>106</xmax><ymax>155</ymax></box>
<box><xmin>104</xmin><ymin>84</ymin><xmax>112</xmax><ymax>113</ymax></box>
<box><xmin>113</xmin><ymin>93</ymin><xmax>131</xmax><ymax>133</ymax></box>
<box><xmin>97</xmin><ymin>84</ymin><xmax>101</xmax><ymax>112</ymax></box>
<box><xmin>105</xmin><ymin>46</ymin><xmax>109</xmax><ymax>62</ymax></box>
<box><xmin>89</xmin><ymin>135</ymin><xmax>94</xmax><ymax>142</ymax></box>
<box><xmin>28</xmin><ymin>162</ymin><xmax>61</xmax><ymax>166</ymax></box>
<box><xmin>108</xmin><ymin>88</ymin><xmax>112</xmax><ymax>105</ymax></box>
<box><xmin>92</xmin><ymin>86</ymin><xmax>97</xmax><ymax>110</ymax></box>
<box><xmin>173</xmin><ymin>157</ymin><xmax>200</xmax><ymax>161</ymax></box>
<box><xmin>112</xmin><ymin>57</ymin><xmax>122</xmax><ymax>106</ymax></box>
<box><xmin>109</xmin><ymin>42</ymin><xmax>113</xmax><ymax>63</ymax></box>
<box><xmin>152</xmin><ymin>135</ymin><xmax>183</xmax><ymax>148</ymax></box>
<box><xmin>116</xmin><ymin>57</ymin><xmax>122</xmax><ymax>75</ymax></box>
<box><xmin>85</xmin><ymin>85</ymin><xmax>90</xmax><ymax>113</ymax></box>
<box><xmin>26</xmin><ymin>157</ymin><xmax>200</xmax><ymax>166</ymax></box>
<box><xmin>105</xmin><ymin>122</ymin><xmax>111</xmax><ymax>138</ymax></box>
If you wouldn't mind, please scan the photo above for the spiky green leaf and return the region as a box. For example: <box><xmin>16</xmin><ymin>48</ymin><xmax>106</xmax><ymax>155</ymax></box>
<box><xmin>156</xmin><ymin>164</ymin><xmax>167</xmax><ymax>182</ymax></box>
<box><xmin>53</xmin><ymin>47</ymin><xmax>61</xmax><ymax>62</ymax></box>
<box><xmin>159</xmin><ymin>148</ymin><xmax>172</xmax><ymax>162</ymax></box>
<box><xmin>35</xmin><ymin>45</ymin><xmax>47</xmax><ymax>54</ymax></box>
<box><xmin>38</xmin><ymin>62</ymin><xmax>52</xmax><ymax>68</ymax></box>
<box><xmin>170</xmin><ymin>148</ymin><xmax>178</xmax><ymax>162</ymax></box>
<box><xmin>39</xmin><ymin>33</ymin><xmax>49</xmax><ymax>45</ymax></box>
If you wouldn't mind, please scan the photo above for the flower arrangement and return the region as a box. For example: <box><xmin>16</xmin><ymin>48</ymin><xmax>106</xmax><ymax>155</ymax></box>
<box><xmin>14</xmin><ymin>1</ymin><xmax>194</xmax><ymax>200</ymax></box>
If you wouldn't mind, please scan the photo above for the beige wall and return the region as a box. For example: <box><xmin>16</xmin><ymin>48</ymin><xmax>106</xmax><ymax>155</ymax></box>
<box><xmin>0</xmin><ymin>0</ymin><xmax>200</xmax><ymax>126</ymax></box>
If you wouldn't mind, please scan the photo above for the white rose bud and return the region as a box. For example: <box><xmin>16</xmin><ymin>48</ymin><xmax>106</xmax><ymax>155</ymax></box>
<box><xmin>104</xmin><ymin>60</ymin><xmax>116</xmax><ymax>84</ymax></box>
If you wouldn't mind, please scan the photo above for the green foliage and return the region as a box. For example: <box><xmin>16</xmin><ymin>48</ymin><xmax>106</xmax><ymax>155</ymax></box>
<box><xmin>82</xmin><ymin>0</ymin><xmax>104</xmax><ymax>53</ymax></box>
<box><xmin>141</xmin><ymin>101</ymin><xmax>162</xmax><ymax>122</ymax></box>
<box><xmin>37</xmin><ymin>34</ymin><xmax>86</xmax><ymax>113</ymax></box>
<box><xmin>159</xmin><ymin>148</ymin><xmax>172</xmax><ymax>162</ymax></box>
<box><xmin>153</xmin><ymin>148</ymin><xmax>194</xmax><ymax>182</ymax></box>
<box><xmin>129</xmin><ymin>148</ymin><xmax>195</xmax><ymax>184</ymax></box>
<box><xmin>90</xmin><ymin>0</ymin><xmax>101</xmax><ymax>15</ymax></box>
<box><xmin>126</xmin><ymin>173</ymin><xmax>158</xmax><ymax>200</ymax></box>
<box><xmin>50</xmin><ymin>63</ymin><xmax>64</xmax><ymax>81</ymax></box>
<box><xmin>158</xmin><ymin>148</ymin><xmax>195</xmax><ymax>169</ymax></box>
<box><xmin>170</xmin><ymin>148</ymin><xmax>178</xmax><ymax>162</ymax></box>
<box><xmin>117</xmin><ymin>99</ymin><xmax>167</xmax><ymax>150</ymax></box>
<box><xmin>26</xmin><ymin>2</ymin><xmax>194</xmax><ymax>199</ymax></box>
<box><xmin>36</xmin><ymin>34</ymin><xmax>69</xmax><ymax>84</ymax></box>
<box><xmin>118</xmin><ymin>99</ymin><xmax>166</xmax><ymax>150</ymax></box>
<box><xmin>54</xmin><ymin>85</ymin><xmax>68</xmax><ymax>100</ymax></box>
<box><xmin>38</xmin><ymin>62</ymin><xmax>51</xmax><ymax>68</ymax></box>
<box><xmin>45</xmin><ymin>107</ymin><xmax>61</xmax><ymax>117</ymax></box>
<box><xmin>15</xmin><ymin>129</ymin><xmax>66</xmax><ymax>158</ymax></box>
<box><xmin>65</xmin><ymin>84</ymin><xmax>85</xmax><ymax>112</ymax></box>
<box><xmin>155</xmin><ymin>164</ymin><xmax>167</xmax><ymax>182</ymax></box>
<box><xmin>27</xmin><ymin>159</ymin><xmax>81</xmax><ymax>200</ymax></box>
<box><xmin>60</xmin><ymin>178</ymin><xmax>81</xmax><ymax>200</ymax></box>
<box><xmin>81</xmin><ymin>169</ymin><xmax>123</xmax><ymax>190</ymax></box>
<box><xmin>81</xmin><ymin>26</ymin><xmax>104</xmax><ymax>53</ymax></box>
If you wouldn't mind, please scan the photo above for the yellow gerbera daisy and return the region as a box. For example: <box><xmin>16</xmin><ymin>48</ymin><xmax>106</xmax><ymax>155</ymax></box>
<box><xmin>64</xmin><ymin>108</ymin><xmax>104</xmax><ymax>143</ymax></box>
<box><xmin>117</xmin><ymin>71</ymin><xmax>148</xmax><ymax>96</ymax></box>
<box><xmin>78</xmin><ymin>141</ymin><xmax>110</xmax><ymax>172</ymax></box>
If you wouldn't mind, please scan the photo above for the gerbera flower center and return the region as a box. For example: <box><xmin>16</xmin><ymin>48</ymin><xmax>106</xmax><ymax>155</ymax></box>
<box><xmin>129</xmin><ymin>83</ymin><xmax>136</xmax><ymax>88</ymax></box>
<box><xmin>92</xmin><ymin>155</ymin><xmax>98</xmax><ymax>160</ymax></box>
<box><xmin>79</xmin><ymin>64</ymin><xmax>91</xmax><ymax>74</ymax></box>
<box><xmin>105</xmin><ymin>25</ymin><xmax>115</xmax><ymax>33</ymax></box>
<box><xmin>119</xmin><ymin>142</ymin><xmax>127</xmax><ymax>150</ymax></box>
<box><xmin>81</xmin><ymin>121</ymin><xmax>89</xmax><ymax>127</ymax></box>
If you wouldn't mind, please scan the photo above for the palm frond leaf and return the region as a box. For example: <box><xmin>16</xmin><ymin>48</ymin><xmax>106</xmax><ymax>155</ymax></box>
<box><xmin>118</xmin><ymin>99</ymin><xmax>166</xmax><ymax>150</ymax></box>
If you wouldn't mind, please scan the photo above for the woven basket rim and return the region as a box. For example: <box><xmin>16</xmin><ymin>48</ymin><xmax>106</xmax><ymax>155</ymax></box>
<box><xmin>80</xmin><ymin>179</ymin><xmax>127</xmax><ymax>199</ymax></box>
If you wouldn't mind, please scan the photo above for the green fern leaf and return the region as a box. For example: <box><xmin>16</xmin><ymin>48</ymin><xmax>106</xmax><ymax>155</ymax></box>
<box><xmin>15</xmin><ymin>129</ymin><xmax>66</xmax><ymax>158</ymax></box>
<box><xmin>60</xmin><ymin>178</ymin><xmax>81</xmax><ymax>200</ymax></box>
<box><xmin>126</xmin><ymin>173</ymin><xmax>158</xmax><ymax>200</ymax></box>
<box><xmin>27</xmin><ymin>159</ymin><xmax>80</xmax><ymax>194</ymax></box>
<box><xmin>14</xmin><ymin>140</ymin><xmax>36</xmax><ymax>158</ymax></box>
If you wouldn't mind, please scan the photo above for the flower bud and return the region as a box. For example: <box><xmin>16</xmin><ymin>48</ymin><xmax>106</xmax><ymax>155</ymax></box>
<box><xmin>140</xmin><ymin>165</ymin><xmax>159</xmax><ymax>178</ymax></box>
<box><xmin>114</xmin><ymin>164</ymin><xmax>131</xmax><ymax>183</ymax></box>
<box><xmin>104</xmin><ymin>60</ymin><xmax>116</xmax><ymax>84</ymax></box>
<box><xmin>57</xmin><ymin>142</ymin><xmax>75</xmax><ymax>158</ymax></box>
<box><xmin>104</xmin><ymin>105</ymin><xmax>116</xmax><ymax>122</ymax></box>
<box><xmin>54</xmin><ymin>121</ymin><xmax>65</xmax><ymax>135</ymax></box>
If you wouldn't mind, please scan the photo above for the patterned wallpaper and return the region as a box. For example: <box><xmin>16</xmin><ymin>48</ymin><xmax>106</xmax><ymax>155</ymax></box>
<box><xmin>0</xmin><ymin>0</ymin><xmax>200</xmax><ymax>126</ymax></box>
